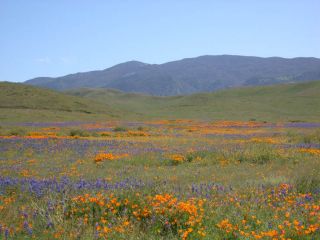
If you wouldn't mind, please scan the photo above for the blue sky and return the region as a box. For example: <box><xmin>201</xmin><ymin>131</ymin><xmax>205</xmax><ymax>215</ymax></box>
<box><xmin>1</xmin><ymin>0</ymin><xmax>319</xmax><ymax>82</ymax></box>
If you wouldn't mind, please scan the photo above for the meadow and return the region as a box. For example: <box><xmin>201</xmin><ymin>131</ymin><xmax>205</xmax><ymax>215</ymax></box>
<box><xmin>0</xmin><ymin>120</ymin><xmax>319</xmax><ymax>239</ymax></box>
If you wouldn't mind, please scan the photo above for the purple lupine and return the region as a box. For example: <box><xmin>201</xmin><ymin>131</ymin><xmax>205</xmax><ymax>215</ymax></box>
<box><xmin>23</xmin><ymin>221</ymin><xmax>33</xmax><ymax>236</ymax></box>
<box><xmin>4</xmin><ymin>228</ymin><xmax>9</xmax><ymax>239</ymax></box>
<box><xmin>47</xmin><ymin>220</ymin><xmax>54</xmax><ymax>229</ymax></box>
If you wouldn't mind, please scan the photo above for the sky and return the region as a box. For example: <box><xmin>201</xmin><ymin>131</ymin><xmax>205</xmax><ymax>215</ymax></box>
<box><xmin>1</xmin><ymin>0</ymin><xmax>319</xmax><ymax>82</ymax></box>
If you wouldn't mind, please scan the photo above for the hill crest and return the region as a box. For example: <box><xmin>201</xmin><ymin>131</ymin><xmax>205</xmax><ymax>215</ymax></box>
<box><xmin>25</xmin><ymin>55</ymin><xmax>320</xmax><ymax>96</ymax></box>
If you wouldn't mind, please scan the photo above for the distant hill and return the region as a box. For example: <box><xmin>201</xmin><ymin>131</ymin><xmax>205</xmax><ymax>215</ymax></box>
<box><xmin>25</xmin><ymin>55</ymin><xmax>320</xmax><ymax>96</ymax></box>
<box><xmin>2</xmin><ymin>81</ymin><xmax>320</xmax><ymax>122</ymax></box>
<box><xmin>0</xmin><ymin>82</ymin><xmax>131</xmax><ymax>122</ymax></box>
<box><xmin>67</xmin><ymin>80</ymin><xmax>320</xmax><ymax>122</ymax></box>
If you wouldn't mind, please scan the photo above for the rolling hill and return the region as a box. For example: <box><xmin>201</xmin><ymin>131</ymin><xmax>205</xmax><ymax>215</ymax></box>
<box><xmin>0</xmin><ymin>82</ymin><xmax>133</xmax><ymax>122</ymax></box>
<box><xmin>1</xmin><ymin>80</ymin><xmax>320</xmax><ymax>122</ymax></box>
<box><xmin>66</xmin><ymin>80</ymin><xmax>320</xmax><ymax>122</ymax></box>
<box><xmin>25</xmin><ymin>55</ymin><xmax>320</xmax><ymax>96</ymax></box>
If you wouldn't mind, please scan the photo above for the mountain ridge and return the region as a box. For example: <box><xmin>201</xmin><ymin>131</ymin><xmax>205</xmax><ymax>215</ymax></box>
<box><xmin>25</xmin><ymin>55</ymin><xmax>320</xmax><ymax>96</ymax></box>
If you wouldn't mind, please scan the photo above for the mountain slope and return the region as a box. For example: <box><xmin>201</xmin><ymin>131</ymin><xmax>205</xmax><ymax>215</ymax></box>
<box><xmin>66</xmin><ymin>80</ymin><xmax>320</xmax><ymax>122</ymax></box>
<box><xmin>26</xmin><ymin>55</ymin><xmax>320</xmax><ymax>96</ymax></box>
<box><xmin>26</xmin><ymin>61</ymin><xmax>147</xmax><ymax>91</ymax></box>
<box><xmin>0</xmin><ymin>82</ymin><xmax>131</xmax><ymax>122</ymax></box>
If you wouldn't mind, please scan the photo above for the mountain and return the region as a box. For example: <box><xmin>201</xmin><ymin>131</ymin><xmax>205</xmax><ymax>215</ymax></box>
<box><xmin>25</xmin><ymin>55</ymin><xmax>320</xmax><ymax>96</ymax></box>
<box><xmin>0</xmin><ymin>82</ymin><xmax>132</xmax><ymax>122</ymax></box>
<box><xmin>26</xmin><ymin>61</ymin><xmax>147</xmax><ymax>91</ymax></box>
<box><xmin>67</xmin><ymin>80</ymin><xmax>320</xmax><ymax>122</ymax></box>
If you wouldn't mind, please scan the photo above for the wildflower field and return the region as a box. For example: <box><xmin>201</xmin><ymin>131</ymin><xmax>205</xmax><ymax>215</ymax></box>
<box><xmin>0</xmin><ymin>120</ymin><xmax>319</xmax><ymax>239</ymax></box>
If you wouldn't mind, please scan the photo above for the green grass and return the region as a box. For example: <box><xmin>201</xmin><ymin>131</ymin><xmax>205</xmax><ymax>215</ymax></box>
<box><xmin>0</xmin><ymin>82</ymin><xmax>138</xmax><ymax>122</ymax></box>
<box><xmin>67</xmin><ymin>80</ymin><xmax>320</xmax><ymax>122</ymax></box>
<box><xmin>1</xmin><ymin>80</ymin><xmax>320</xmax><ymax>122</ymax></box>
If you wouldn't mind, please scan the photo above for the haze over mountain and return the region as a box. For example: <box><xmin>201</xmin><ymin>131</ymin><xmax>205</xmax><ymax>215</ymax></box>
<box><xmin>25</xmin><ymin>55</ymin><xmax>320</xmax><ymax>96</ymax></box>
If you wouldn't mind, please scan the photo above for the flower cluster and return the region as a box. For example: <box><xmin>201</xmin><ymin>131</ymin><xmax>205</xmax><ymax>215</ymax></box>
<box><xmin>94</xmin><ymin>152</ymin><xmax>128</xmax><ymax>163</ymax></box>
<box><xmin>299</xmin><ymin>148</ymin><xmax>320</xmax><ymax>155</ymax></box>
<box><xmin>66</xmin><ymin>193</ymin><xmax>206</xmax><ymax>239</ymax></box>
<box><xmin>169</xmin><ymin>154</ymin><xmax>186</xmax><ymax>165</ymax></box>
<box><xmin>216</xmin><ymin>184</ymin><xmax>320</xmax><ymax>239</ymax></box>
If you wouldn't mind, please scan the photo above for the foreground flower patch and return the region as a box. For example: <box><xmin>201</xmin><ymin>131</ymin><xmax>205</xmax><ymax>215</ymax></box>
<box><xmin>66</xmin><ymin>193</ymin><xmax>206</xmax><ymax>239</ymax></box>
<box><xmin>0</xmin><ymin>120</ymin><xmax>319</xmax><ymax>239</ymax></box>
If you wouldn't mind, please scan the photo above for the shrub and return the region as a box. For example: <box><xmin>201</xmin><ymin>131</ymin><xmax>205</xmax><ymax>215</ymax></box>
<box><xmin>69</xmin><ymin>129</ymin><xmax>90</xmax><ymax>137</ymax></box>
<box><xmin>100</xmin><ymin>132</ymin><xmax>111</xmax><ymax>137</ymax></box>
<box><xmin>9</xmin><ymin>128</ymin><xmax>26</xmax><ymax>136</ymax></box>
<box><xmin>137</xmin><ymin>126</ymin><xmax>144</xmax><ymax>131</ymax></box>
<box><xmin>113</xmin><ymin>126</ymin><xmax>127</xmax><ymax>132</ymax></box>
<box><xmin>185</xmin><ymin>151</ymin><xmax>207</xmax><ymax>162</ymax></box>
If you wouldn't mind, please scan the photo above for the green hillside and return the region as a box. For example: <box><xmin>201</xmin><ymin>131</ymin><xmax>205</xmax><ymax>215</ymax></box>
<box><xmin>1</xmin><ymin>81</ymin><xmax>320</xmax><ymax>123</ymax></box>
<box><xmin>67</xmin><ymin>80</ymin><xmax>320</xmax><ymax>122</ymax></box>
<box><xmin>0</xmin><ymin>82</ymin><xmax>133</xmax><ymax>122</ymax></box>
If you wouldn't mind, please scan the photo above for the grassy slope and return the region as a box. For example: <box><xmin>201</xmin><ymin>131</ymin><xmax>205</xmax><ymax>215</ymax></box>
<box><xmin>67</xmin><ymin>80</ymin><xmax>320</xmax><ymax>122</ymax></box>
<box><xmin>1</xmin><ymin>81</ymin><xmax>319</xmax><ymax>122</ymax></box>
<box><xmin>0</xmin><ymin>82</ymin><xmax>136</xmax><ymax>122</ymax></box>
